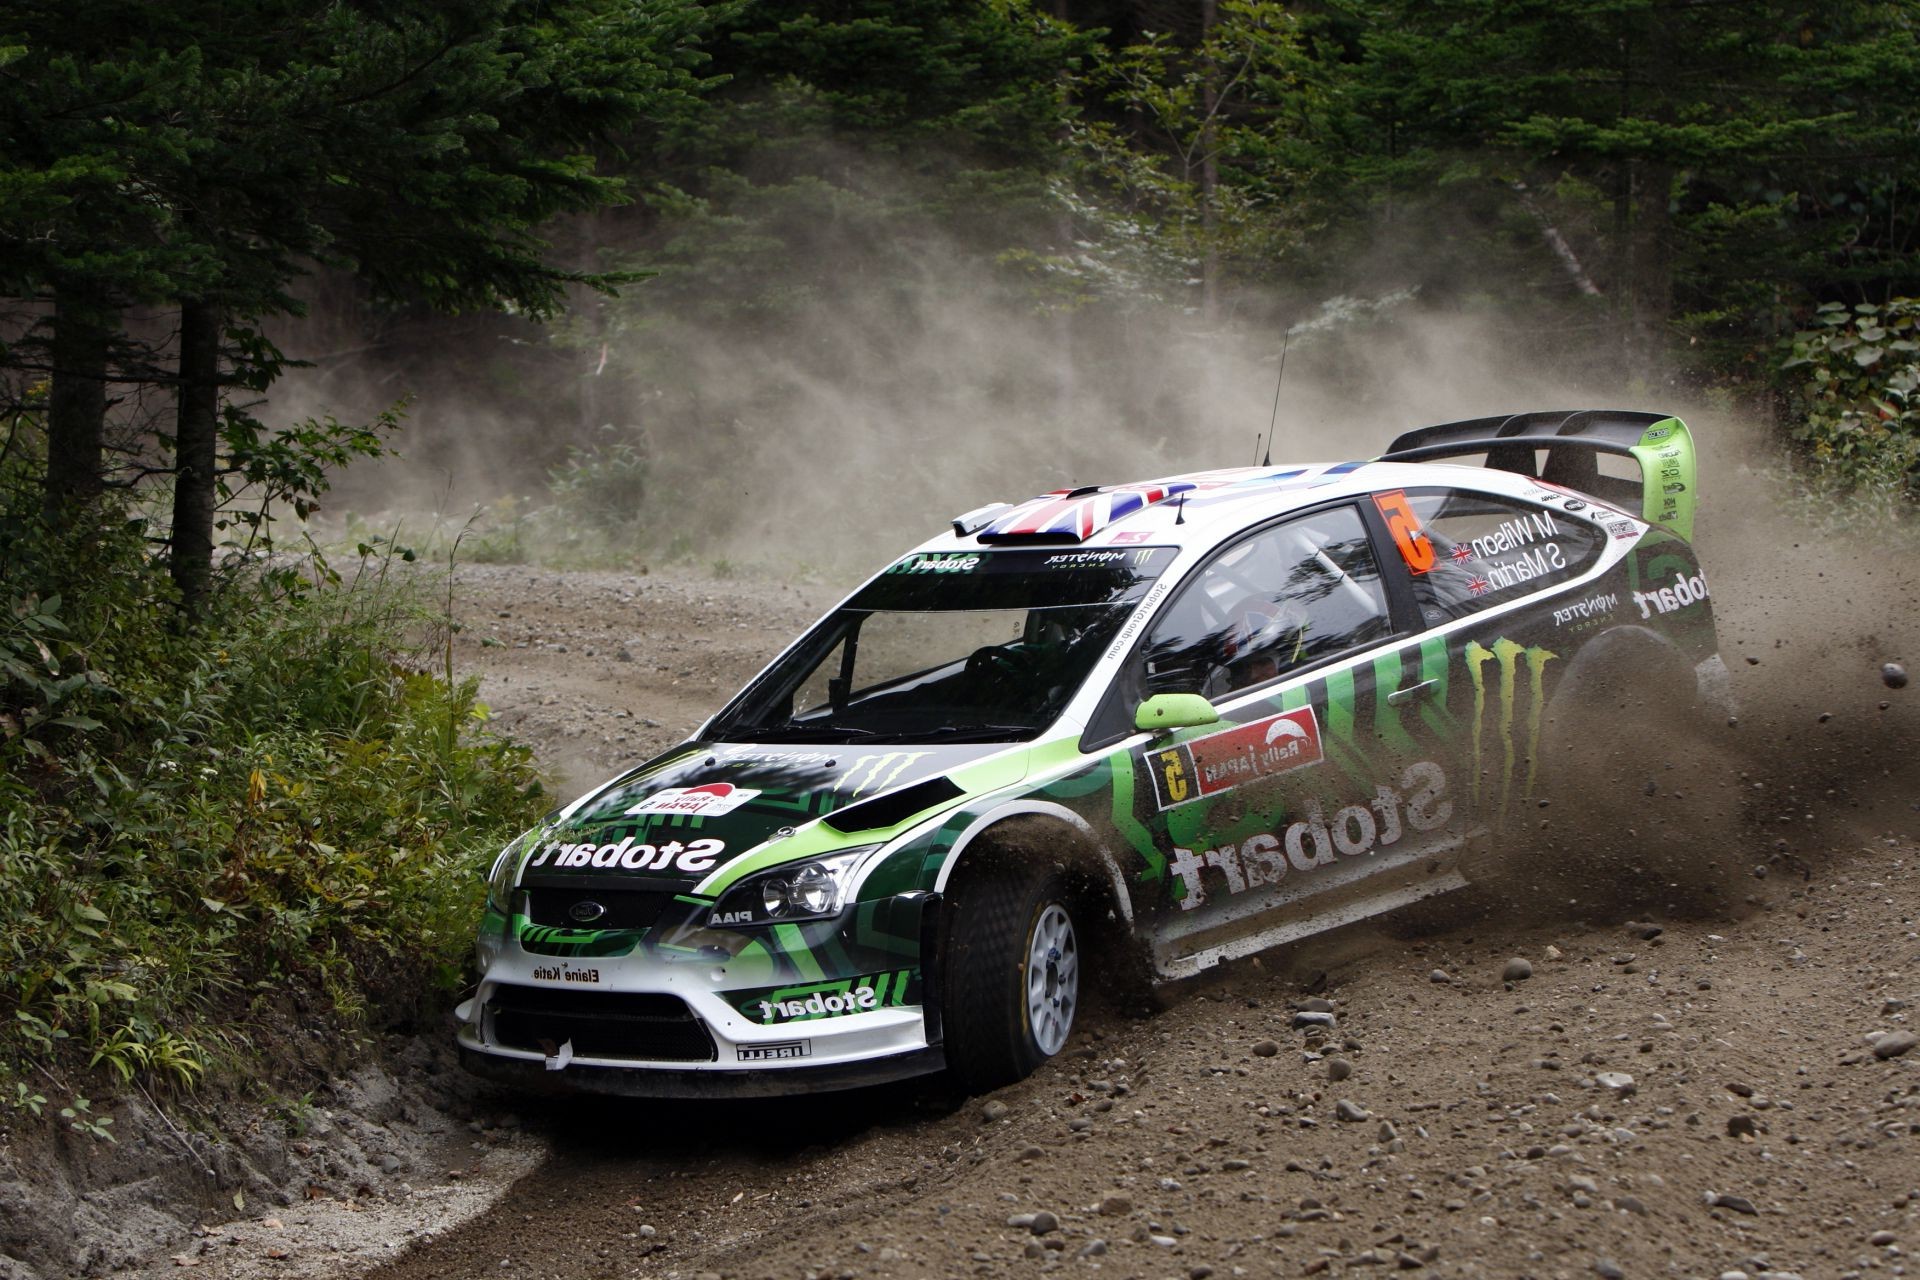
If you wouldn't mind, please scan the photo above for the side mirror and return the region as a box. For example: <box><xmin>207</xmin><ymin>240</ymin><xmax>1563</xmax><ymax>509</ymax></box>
<box><xmin>1134</xmin><ymin>692</ymin><xmax>1221</xmax><ymax>734</ymax></box>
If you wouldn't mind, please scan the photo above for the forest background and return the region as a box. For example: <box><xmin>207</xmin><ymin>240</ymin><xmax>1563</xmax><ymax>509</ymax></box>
<box><xmin>0</xmin><ymin>0</ymin><xmax>1916</xmax><ymax>1121</ymax></box>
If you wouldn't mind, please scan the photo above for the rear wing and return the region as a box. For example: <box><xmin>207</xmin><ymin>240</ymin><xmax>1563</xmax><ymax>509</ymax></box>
<box><xmin>1378</xmin><ymin>409</ymin><xmax>1696</xmax><ymax>540</ymax></box>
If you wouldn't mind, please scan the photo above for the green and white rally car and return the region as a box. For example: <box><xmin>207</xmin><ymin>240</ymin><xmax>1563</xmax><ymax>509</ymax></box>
<box><xmin>458</xmin><ymin>409</ymin><xmax>1728</xmax><ymax>1096</ymax></box>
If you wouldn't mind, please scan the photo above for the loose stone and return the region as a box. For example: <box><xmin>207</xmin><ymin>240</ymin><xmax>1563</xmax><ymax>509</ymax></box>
<box><xmin>1503</xmin><ymin>958</ymin><xmax>1533</xmax><ymax>982</ymax></box>
<box><xmin>1327</xmin><ymin>1057</ymin><xmax>1354</xmax><ymax>1083</ymax></box>
<box><xmin>1872</xmin><ymin>1031</ymin><xmax>1917</xmax><ymax>1060</ymax></box>
<box><xmin>1595</xmin><ymin>1072</ymin><xmax>1636</xmax><ymax>1097</ymax></box>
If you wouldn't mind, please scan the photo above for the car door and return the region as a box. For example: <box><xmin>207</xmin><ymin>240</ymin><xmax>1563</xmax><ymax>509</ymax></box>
<box><xmin>1380</xmin><ymin>485</ymin><xmax>1610</xmax><ymax>829</ymax></box>
<box><xmin>1113</xmin><ymin>500</ymin><xmax>1473</xmax><ymax>977</ymax></box>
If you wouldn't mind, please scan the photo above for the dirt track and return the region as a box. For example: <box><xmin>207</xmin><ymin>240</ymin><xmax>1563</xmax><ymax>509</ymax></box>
<box><xmin>363</xmin><ymin>534</ymin><xmax>1919</xmax><ymax>1280</ymax></box>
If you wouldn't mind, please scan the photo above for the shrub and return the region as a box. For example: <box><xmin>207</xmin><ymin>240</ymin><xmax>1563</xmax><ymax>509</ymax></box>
<box><xmin>0</xmin><ymin>497</ymin><xmax>546</xmax><ymax>1095</ymax></box>
<box><xmin>1777</xmin><ymin>298</ymin><xmax>1920</xmax><ymax>508</ymax></box>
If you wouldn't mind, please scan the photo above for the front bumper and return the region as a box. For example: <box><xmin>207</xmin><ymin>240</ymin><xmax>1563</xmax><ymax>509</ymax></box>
<box><xmin>458</xmin><ymin>1042</ymin><xmax>945</xmax><ymax>1098</ymax></box>
<box><xmin>456</xmin><ymin>891</ymin><xmax>942</xmax><ymax>1097</ymax></box>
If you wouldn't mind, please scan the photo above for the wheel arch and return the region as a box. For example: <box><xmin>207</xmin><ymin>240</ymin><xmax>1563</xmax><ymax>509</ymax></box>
<box><xmin>1550</xmin><ymin>623</ymin><xmax>1701</xmax><ymax>724</ymax></box>
<box><xmin>929</xmin><ymin>801</ymin><xmax>1133</xmax><ymax>929</ymax></box>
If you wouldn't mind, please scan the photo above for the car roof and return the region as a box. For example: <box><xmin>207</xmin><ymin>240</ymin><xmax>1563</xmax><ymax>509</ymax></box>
<box><xmin>918</xmin><ymin>459</ymin><xmax>1545</xmax><ymax>560</ymax></box>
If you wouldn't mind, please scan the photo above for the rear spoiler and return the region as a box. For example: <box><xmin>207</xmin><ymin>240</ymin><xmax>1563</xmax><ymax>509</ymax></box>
<box><xmin>1378</xmin><ymin>409</ymin><xmax>1696</xmax><ymax>540</ymax></box>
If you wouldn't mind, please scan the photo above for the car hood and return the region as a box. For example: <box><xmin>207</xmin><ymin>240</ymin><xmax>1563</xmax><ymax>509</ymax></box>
<box><xmin>515</xmin><ymin>741</ymin><xmax>1013</xmax><ymax>890</ymax></box>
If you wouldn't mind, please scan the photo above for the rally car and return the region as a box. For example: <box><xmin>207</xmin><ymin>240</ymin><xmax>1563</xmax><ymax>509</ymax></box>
<box><xmin>457</xmin><ymin>409</ymin><xmax>1729</xmax><ymax>1097</ymax></box>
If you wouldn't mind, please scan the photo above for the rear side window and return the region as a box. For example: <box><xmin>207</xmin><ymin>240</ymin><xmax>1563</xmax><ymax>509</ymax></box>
<box><xmin>1388</xmin><ymin>489</ymin><xmax>1603</xmax><ymax>626</ymax></box>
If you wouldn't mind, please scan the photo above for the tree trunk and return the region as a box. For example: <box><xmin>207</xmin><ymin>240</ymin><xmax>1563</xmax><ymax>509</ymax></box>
<box><xmin>42</xmin><ymin>288</ymin><xmax>113</xmax><ymax>527</ymax></box>
<box><xmin>170</xmin><ymin>301</ymin><xmax>222</xmax><ymax>620</ymax></box>
<box><xmin>1199</xmin><ymin>0</ymin><xmax>1219</xmax><ymax>325</ymax></box>
<box><xmin>1629</xmin><ymin>161</ymin><xmax>1674</xmax><ymax>365</ymax></box>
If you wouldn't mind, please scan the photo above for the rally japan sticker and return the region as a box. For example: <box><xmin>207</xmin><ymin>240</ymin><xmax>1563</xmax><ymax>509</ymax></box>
<box><xmin>1148</xmin><ymin>707</ymin><xmax>1324</xmax><ymax>811</ymax></box>
<box><xmin>625</xmin><ymin>782</ymin><xmax>761</xmax><ymax>817</ymax></box>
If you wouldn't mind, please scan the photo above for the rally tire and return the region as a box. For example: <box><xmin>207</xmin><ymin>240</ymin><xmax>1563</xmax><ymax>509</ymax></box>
<box><xmin>1529</xmin><ymin>640</ymin><xmax>1739</xmax><ymax>916</ymax></box>
<box><xmin>941</xmin><ymin>861</ymin><xmax>1080</xmax><ymax>1092</ymax></box>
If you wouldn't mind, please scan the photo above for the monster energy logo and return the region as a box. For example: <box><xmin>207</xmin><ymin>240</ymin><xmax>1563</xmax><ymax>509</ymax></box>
<box><xmin>837</xmin><ymin>752</ymin><xmax>931</xmax><ymax>799</ymax></box>
<box><xmin>1464</xmin><ymin>639</ymin><xmax>1556</xmax><ymax>821</ymax></box>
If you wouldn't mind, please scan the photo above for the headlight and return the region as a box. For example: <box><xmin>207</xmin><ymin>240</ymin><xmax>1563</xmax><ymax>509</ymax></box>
<box><xmin>710</xmin><ymin>847</ymin><xmax>878</xmax><ymax>929</ymax></box>
<box><xmin>485</xmin><ymin>831</ymin><xmax>534</xmax><ymax>915</ymax></box>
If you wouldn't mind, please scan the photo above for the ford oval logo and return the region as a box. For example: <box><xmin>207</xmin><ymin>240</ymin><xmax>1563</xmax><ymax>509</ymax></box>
<box><xmin>568</xmin><ymin>899</ymin><xmax>608</xmax><ymax>925</ymax></box>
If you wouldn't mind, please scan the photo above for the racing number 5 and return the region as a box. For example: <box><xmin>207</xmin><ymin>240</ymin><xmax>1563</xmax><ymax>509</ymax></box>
<box><xmin>1372</xmin><ymin>489</ymin><xmax>1435</xmax><ymax>575</ymax></box>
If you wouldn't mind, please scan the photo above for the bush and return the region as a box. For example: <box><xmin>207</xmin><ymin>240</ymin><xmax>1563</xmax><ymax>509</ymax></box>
<box><xmin>0</xmin><ymin>496</ymin><xmax>546</xmax><ymax>1096</ymax></box>
<box><xmin>1777</xmin><ymin>298</ymin><xmax>1920</xmax><ymax>508</ymax></box>
<box><xmin>461</xmin><ymin>427</ymin><xmax>653</xmax><ymax>568</ymax></box>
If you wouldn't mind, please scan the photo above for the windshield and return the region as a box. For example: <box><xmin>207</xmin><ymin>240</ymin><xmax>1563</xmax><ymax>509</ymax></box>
<box><xmin>709</xmin><ymin>547</ymin><xmax>1178</xmax><ymax>743</ymax></box>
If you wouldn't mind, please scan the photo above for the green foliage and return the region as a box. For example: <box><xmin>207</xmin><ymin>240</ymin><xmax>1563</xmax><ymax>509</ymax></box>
<box><xmin>60</xmin><ymin>1096</ymin><xmax>113</xmax><ymax>1143</ymax></box>
<box><xmin>545</xmin><ymin>430</ymin><xmax>651</xmax><ymax>530</ymax></box>
<box><xmin>0</xmin><ymin>494</ymin><xmax>546</xmax><ymax>1096</ymax></box>
<box><xmin>0</xmin><ymin>0</ymin><xmax>721</xmax><ymax>314</ymax></box>
<box><xmin>1342</xmin><ymin>0</ymin><xmax>1920</xmax><ymax>351</ymax></box>
<box><xmin>1777</xmin><ymin>298</ymin><xmax>1920</xmax><ymax>507</ymax></box>
<box><xmin>1074</xmin><ymin>1</ymin><xmax>1334</xmax><ymax>287</ymax></box>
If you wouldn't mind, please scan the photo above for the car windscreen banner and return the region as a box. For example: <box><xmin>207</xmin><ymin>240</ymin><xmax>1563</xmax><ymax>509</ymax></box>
<box><xmin>859</xmin><ymin>547</ymin><xmax>1177</xmax><ymax>613</ymax></box>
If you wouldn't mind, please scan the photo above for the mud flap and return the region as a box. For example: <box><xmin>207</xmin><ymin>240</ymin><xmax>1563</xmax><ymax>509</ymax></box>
<box><xmin>918</xmin><ymin>892</ymin><xmax>944</xmax><ymax>1048</ymax></box>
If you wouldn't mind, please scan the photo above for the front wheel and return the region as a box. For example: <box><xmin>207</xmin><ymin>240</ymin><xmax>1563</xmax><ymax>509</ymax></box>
<box><xmin>941</xmin><ymin>862</ymin><xmax>1080</xmax><ymax>1090</ymax></box>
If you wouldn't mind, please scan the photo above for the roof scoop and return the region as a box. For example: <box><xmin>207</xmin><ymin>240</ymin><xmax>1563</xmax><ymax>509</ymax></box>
<box><xmin>951</xmin><ymin>502</ymin><xmax>1012</xmax><ymax>537</ymax></box>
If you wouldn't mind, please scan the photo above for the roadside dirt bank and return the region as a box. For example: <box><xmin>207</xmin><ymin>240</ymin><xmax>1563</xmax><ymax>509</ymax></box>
<box><xmin>0</xmin><ymin>1035</ymin><xmax>541</xmax><ymax>1280</ymax></box>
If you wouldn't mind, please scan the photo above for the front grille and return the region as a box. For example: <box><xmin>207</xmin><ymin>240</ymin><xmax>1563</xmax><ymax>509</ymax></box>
<box><xmin>522</xmin><ymin>887</ymin><xmax>677</xmax><ymax>931</ymax></box>
<box><xmin>487</xmin><ymin>985</ymin><xmax>716</xmax><ymax>1062</ymax></box>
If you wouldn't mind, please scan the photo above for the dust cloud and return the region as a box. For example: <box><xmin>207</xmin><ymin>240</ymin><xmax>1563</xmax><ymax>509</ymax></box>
<box><xmin>270</xmin><ymin>201</ymin><xmax>1689</xmax><ymax>571</ymax></box>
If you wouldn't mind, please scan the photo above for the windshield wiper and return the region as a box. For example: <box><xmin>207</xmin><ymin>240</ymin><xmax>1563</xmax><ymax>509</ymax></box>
<box><xmin>886</xmin><ymin>723</ymin><xmax>1038</xmax><ymax>743</ymax></box>
<box><xmin>728</xmin><ymin>722</ymin><xmax>880</xmax><ymax>744</ymax></box>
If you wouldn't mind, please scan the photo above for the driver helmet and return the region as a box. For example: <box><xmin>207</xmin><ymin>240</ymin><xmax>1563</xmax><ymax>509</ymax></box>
<box><xmin>1221</xmin><ymin>604</ymin><xmax>1292</xmax><ymax>665</ymax></box>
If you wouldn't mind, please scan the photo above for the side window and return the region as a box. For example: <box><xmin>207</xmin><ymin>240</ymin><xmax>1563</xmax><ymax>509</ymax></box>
<box><xmin>1392</xmin><ymin>489</ymin><xmax>1604</xmax><ymax>626</ymax></box>
<box><xmin>1141</xmin><ymin>505</ymin><xmax>1392</xmax><ymax>699</ymax></box>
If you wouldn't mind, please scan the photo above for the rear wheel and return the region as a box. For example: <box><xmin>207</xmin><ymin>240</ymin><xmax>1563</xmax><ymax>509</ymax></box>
<box><xmin>941</xmin><ymin>860</ymin><xmax>1080</xmax><ymax>1090</ymax></box>
<box><xmin>1531</xmin><ymin>647</ymin><xmax>1741</xmax><ymax>917</ymax></box>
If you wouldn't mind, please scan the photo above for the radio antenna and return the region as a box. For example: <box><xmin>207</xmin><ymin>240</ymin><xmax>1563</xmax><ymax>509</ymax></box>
<box><xmin>1262</xmin><ymin>328</ymin><xmax>1291</xmax><ymax>468</ymax></box>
